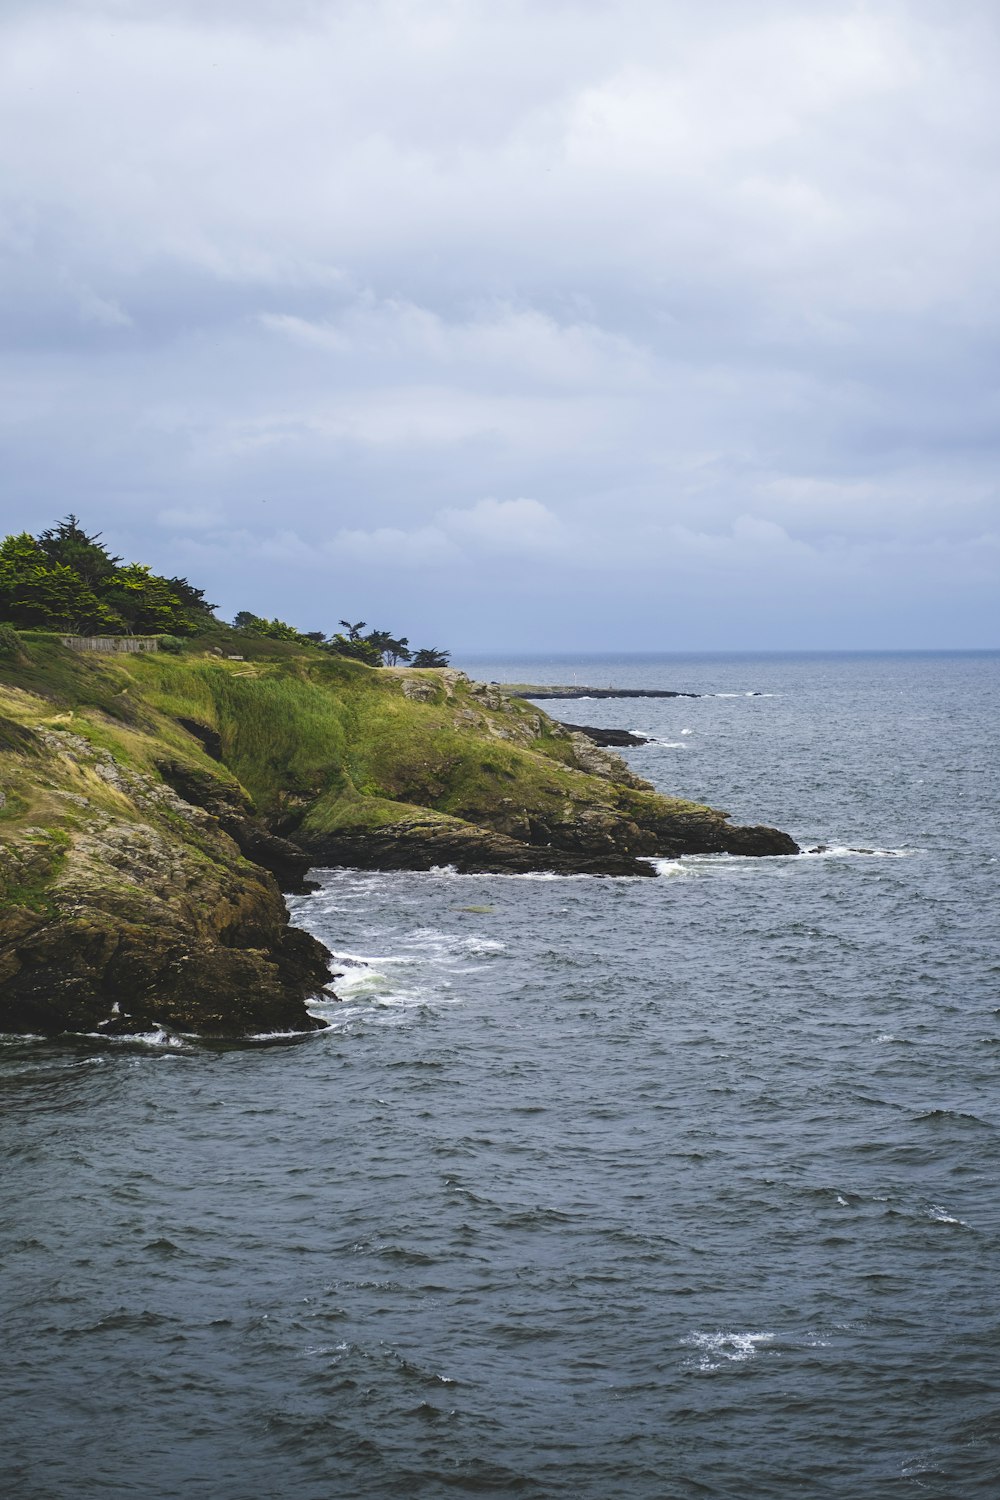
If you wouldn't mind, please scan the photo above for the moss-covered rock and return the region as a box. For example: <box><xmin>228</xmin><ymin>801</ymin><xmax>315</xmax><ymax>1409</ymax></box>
<box><xmin>0</xmin><ymin>676</ymin><xmax>331</xmax><ymax>1036</ymax></box>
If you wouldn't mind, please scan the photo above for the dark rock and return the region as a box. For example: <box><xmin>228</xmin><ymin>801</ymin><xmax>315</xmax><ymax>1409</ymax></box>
<box><xmin>517</xmin><ymin>687</ymin><xmax>700</xmax><ymax>700</ymax></box>
<box><xmin>294</xmin><ymin>807</ymin><xmax>799</xmax><ymax>876</ymax></box>
<box><xmin>176</xmin><ymin>717</ymin><xmax>223</xmax><ymax>760</ymax></box>
<box><xmin>557</xmin><ymin>722</ymin><xmax>651</xmax><ymax>746</ymax></box>
<box><xmin>0</xmin><ymin>744</ymin><xmax>333</xmax><ymax>1038</ymax></box>
<box><xmin>0</xmin><ymin>911</ymin><xmax>331</xmax><ymax>1038</ymax></box>
<box><xmin>294</xmin><ymin>820</ymin><xmax>657</xmax><ymax>878</ymax></box>
<box><xmin>156</xmin><ymin>759</ymin><xmax>318</xmax><ymax>893</ymax></box>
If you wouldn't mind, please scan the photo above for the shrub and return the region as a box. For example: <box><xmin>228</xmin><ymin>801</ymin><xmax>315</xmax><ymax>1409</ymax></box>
<box><xmin>0</xmin><ymin>622</ymin><xmax>24</xmax><ymax>658</ymax></box>
<box><xmin>157</xmin><ymin>635</ymin><xmax>185</xmax><ymax>654</ymax></box>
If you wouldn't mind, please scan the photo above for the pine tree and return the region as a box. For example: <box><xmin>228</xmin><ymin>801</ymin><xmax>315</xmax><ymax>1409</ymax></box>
<box><xmin>36</xmin><ymin>515</ymin><xmax>120</xmax><ymax>588</ymax></box>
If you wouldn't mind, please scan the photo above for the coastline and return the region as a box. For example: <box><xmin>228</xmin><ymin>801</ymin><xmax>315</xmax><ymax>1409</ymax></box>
<box><xmin>1</xmin><ymin>641</ymin><xmax>798</xmax><ymax>1036</ymax></box>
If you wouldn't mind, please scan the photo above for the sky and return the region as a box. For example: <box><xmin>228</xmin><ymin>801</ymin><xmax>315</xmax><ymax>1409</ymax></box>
<box><xmin>2</xmin><ymin>0</ymin><xmax>999</xmax><ymax>651</ymax></box>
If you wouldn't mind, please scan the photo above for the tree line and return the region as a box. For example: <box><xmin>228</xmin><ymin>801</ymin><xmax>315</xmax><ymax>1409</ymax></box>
<box><xmin>0</xmin><ymin>518</ymin><xmax>450</xmax><ymax>666</ymax></box>
<box><xmin>232</xmin><ymin>613</ymin><xmax>450</xmax><ymax>667</ymax></box>
<box><xmin>0</xmin><ymin>517</ymin><xmax>215</xmax><ymax>636</ymax></box>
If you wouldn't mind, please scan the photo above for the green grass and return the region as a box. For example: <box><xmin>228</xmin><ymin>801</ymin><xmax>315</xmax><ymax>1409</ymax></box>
<box><xmin>1</xmin><ymin>637</ymin><xmax>718</xmax><ymax>854</ymax></box>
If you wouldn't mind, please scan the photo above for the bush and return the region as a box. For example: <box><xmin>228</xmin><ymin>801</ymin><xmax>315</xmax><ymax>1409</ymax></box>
<box><xmin>0</xmin><ymin>622</ymin><xmax>24</xmax><ymax>658</ymax></box>
<box><xmin>157</xmin><ymin>635</ymin><xmax>185</xmax><ymax>654</ymax></box>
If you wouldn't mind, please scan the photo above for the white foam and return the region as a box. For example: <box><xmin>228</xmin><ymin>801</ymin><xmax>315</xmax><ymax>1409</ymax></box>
<box><xmin>333</xmin><ymin>963</ymin><xmax>401</xmax><ymax>998</ymax></box>
<box><xmin>247</xmin><ymin>1025</ymin><xmax>328</xmax><ymax>1040</ymax></box>
<box><xmin>683</xmin><ymin>1330</ymin><xmax>775</xmax><ymax>1371</ymax></box>
<box><xmin>647</xmin><ymin>852</ymin><xmax>796</xmax><ymax>877</ymax></box>
<box><xmin>799</xmin><ymin>845</ymin><xmax>917</xmax><ymax>859</ymax></box>
<box><xmin>927</xmin><ymin>1205</ymin><xmax>968</xmax><ymax>1226</ymax></box>
<box><xmin>90</xmin><ymin>1027</ymin><xmax>189</xmax><ymax>1049</ymax></box>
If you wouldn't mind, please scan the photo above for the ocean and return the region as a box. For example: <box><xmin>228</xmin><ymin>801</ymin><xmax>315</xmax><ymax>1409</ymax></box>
<box><xmin>2</xmin><ymin>651</ymin><xmax>999</xmax><ymax>1498</ymax></box>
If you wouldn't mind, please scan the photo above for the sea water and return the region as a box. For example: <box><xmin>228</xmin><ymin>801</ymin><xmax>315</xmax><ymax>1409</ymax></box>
<box><xmin>2</xmin><ymin>651</ymin><xmax>999</xmax><ymax>1498</ymax></box>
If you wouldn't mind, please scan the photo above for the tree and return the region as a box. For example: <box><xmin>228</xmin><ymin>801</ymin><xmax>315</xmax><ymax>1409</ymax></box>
<box><xmin>382</xmin><ymin>636</ymin><xmax>411</xmax><ymax>665</ymax></box>
<box><xmin>102</xmin><ymin>563</ymin><xmax>189</xmax><ymax>635</ymax></box>
<box><xmin>32</xmin><ymin>563</ymin><xmax>122</xmax><ymax>632</ymax></box>
<box><xmin>338</xmin><ymin>619</ymin><xmax>367</xmax><ymax>641</ymax></box>
<box><xmin>36</xmin><ymin>515</ymin><xmax>120</xmax><ymax>588</ymax></box>
<box><xmin>0</xmin><ymin>532</ymin><xmax>47</xmax><ymax>622</ymax></box>
<box><xmin>0</xmin><ymin>532</ymin><xmax>119</xmax><ymax>631</ymax></box>
<box><xmin>363</xmin><ymin>629</ymin><xmax>411</xmax><ymax>665</ymax></box>
<box><xmin>411</xmin><ymin>647</ymin><xmax>451</xmax><ymax>667</ymax></box>
<box><xmin>165</xmin><ymin>575</ymin><xmax>217</xmax><ymax>620</ymax></box>
<box><xmin>231</xmin><ymin>614</ymin><xmax>307</xmax><ymax>642</ymax></box>
<box><xmin>325</xmin><ymin>633</ymin><xmax>382</xmax><ymax>666</ymax></box>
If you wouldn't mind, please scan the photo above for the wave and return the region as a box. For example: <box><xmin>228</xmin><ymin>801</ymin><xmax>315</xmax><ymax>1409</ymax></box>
<box><xmin>646</xmin><ymin>844</ymin><xmax>916</xmax><ymax>878</ymax></box>
<box><xmin>927</xmin><ymin>1204</ymin><xmax>970</xmax><ymax>1226</ymax></box>
<box><xmin>426</xmin><ymin>864</ymin><xmax>601</xmax><ymax>881</ymax></box>
<box><xmin>799</xmin><ymin>844</ymin><xmax>917</xmax><ymax>859</ymax></box>
<box><xmin>682</xmin><ymin>1329</ymin><xmax>776</xmax><ymax>1372</ymax></box>
<box><xmin>83</xmin><ymin>1027</ymin><xmax>191</xmax><ymax>1050</ymax></box>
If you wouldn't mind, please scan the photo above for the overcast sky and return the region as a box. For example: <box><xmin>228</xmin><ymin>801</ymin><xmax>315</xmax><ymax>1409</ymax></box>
<box><xmin>2</xmin><ymin>0</ymin><xmax>999</xmax><ymax>650</ymax></box>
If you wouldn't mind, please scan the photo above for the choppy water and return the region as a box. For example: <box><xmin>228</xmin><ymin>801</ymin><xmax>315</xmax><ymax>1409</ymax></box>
<box><xmin>3</xmin><ymin>651</ymin><xmax>999</xmax><ymax>1499</ymax></box>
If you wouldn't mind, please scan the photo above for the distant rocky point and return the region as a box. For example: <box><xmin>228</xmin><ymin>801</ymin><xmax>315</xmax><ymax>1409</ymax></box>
<box><xmin>500</xmin><ymin>684</ymin><xmax>701</xmax><ymax>700</ymax></box>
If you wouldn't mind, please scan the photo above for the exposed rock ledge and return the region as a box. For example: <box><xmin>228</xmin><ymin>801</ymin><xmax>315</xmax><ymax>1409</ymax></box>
<box><xmin>557</xmin><ymin>723</ymin><xmax>651</xmax><ymax>747</ymax></box>
<box><xmin>295</xmin><ymin>815</ymin><xmax>796</xmax><ymax>877</ymax></box>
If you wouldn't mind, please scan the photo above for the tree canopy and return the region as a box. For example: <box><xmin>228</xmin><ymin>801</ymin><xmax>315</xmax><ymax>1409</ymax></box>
<box><xmin>0</xmin><ymin>515</ymin><xmax>450</xmax><ymax>664</ymax></box>
<box><xmin>233</xmin><ymin>612</ymin><xmax>449</xmax><ymax>668</ymax></box>
<box><xmin>0</xmin><ymin>517</ymin><xmax>216</xmax><ymax>635</ymax></box>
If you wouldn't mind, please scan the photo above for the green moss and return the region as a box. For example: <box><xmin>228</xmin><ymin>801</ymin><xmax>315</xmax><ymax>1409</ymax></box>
<box><xmin>0</xmin><ymin>878</ymin><xmax>60</xmax><ymax>916</ymax></box>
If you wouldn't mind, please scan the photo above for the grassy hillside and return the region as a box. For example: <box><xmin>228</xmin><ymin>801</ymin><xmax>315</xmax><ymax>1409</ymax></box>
<box><xmin>0</xmin><ymin>636</ymin><xmax>711</xmax><ymax>837</ymax></box>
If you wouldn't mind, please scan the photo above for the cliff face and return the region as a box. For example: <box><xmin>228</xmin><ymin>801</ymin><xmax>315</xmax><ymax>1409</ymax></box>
<box><xmin>0</xmin><ymin>716</ymin><xmax>330</xmax><ymax>1036</ymax></box>
<box><xmin>0</xmin><ymin>637</ymin><xmax>797</xmax><ymax>1035</ymax></box>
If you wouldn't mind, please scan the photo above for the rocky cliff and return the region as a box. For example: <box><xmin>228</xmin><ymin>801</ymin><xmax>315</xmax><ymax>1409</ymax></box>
<box><xmin>0</xmin><ymin>635</ymin><xmax>798</xmax><ymax>1036</ymax></box>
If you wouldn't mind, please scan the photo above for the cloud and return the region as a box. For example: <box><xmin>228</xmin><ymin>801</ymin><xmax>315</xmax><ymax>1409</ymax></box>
<box><xmin>0</xmin><ymin>0</ymin><xmax>999</xmax><ymax>646</ymax></box>
<box><xmin>333</xmin><ymin>524</ymin><xmax>457</xmax><ymax>567</ymax></box>
<box><xmin>439</xmin><ymin>497</ymin><xmax>564</xmax><ymax>553</ymax></box>
<box><xmin>330</xmin><ymin>497</ymin><xmax>562</xmax><ymax>568</ymax></box>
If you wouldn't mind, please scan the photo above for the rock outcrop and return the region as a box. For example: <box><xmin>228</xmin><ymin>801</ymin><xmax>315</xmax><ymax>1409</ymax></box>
<box><xmin>297</xmin><ymin>817</ymin><xmax>655</xmax><ymax>877</ymax></box>
<box><xmin>0</xmin><ymin>721</ymin><xmax>330</xmax><ymax>1037</ymax></box>
<box><xmin>558</xmin><ymin>723</ymin><xmax>651</xmax><ymax>747</ymax></box>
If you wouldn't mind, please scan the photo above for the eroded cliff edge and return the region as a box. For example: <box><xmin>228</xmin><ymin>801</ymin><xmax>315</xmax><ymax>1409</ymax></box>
<box><xmin>0</xmin><ymin>637</ymin><xmax>797</xmax><ymax>1035</ymax></box>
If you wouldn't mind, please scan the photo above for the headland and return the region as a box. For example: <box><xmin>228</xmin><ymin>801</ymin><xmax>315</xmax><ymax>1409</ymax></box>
<box><xmin>1</xmin><ymin>634</ymin><xmax>798</xmax><ymax>1036</ymax></box>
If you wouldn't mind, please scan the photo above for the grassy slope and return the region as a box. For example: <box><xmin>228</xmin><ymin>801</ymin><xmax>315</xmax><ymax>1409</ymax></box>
<box><xmin>0</xmin><ymin>634</ymin><xmax>716</xmax><ymax>880</ymax></box>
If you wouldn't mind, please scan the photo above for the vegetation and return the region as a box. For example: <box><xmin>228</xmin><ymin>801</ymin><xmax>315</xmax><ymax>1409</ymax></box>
<box><xmin>0</xmin><ymin>517</ymin><xmax>215</xmax><ymax>636</ymax></box>
<box><xmin>232</xmin><ymin>612</ymin><xmax>449</xmax><ymax>669</ymax></box>
<box><xmin>0</xmin><ymin>519</ymin><xmax>451</xmax><ymax>667</ymax></box>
